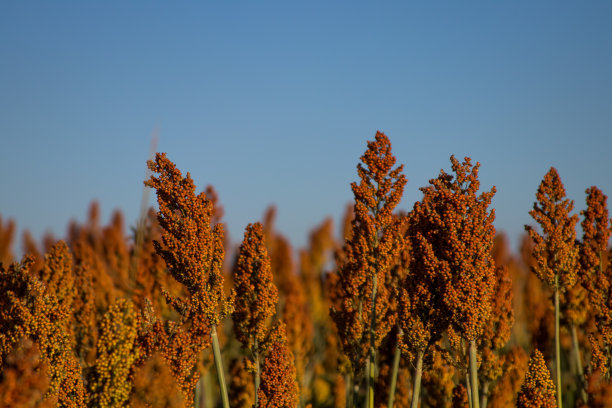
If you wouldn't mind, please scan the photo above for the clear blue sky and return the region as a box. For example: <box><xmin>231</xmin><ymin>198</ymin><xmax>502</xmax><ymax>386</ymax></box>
<box><xmin>1</xmin><ymin>1</ymin><xmax>611</xmax><ymax>254</ymax></box>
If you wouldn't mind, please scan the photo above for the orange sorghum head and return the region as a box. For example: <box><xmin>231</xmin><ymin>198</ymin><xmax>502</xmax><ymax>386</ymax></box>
<box><xmin>579</xmin><ymin>186</ymin><xmax>611</xmax><ymax>313</ymax></box>
<box><xmin>580</xmin><ymin>186</ymin><xmax>611</xmax><ymax>271</ymax></box>
<box><xmin>232</xmin><ymin>222</ymin><xmax>278</xmax><ymax>349</ymax></box>
<box><xmin>39</xmin><ymin>241</ymin><xmax>76</xmax><ymax>318</ymax></box>
<box><xmin>145</xmin><ymin>152</ymin><xmax>231</xmax><ymax>328</ymax></box>
<box><xmin>257</xmin><ymin>322</ymin><xmax>299</xmax><ymax>408</ymax></box>
<box><xmin>1</xmin><ymin>254</ymin><xmax>86</xmax><ymax>407</ymax></box>
<box><xmin>143</xmin><ymin>153</ymin><xmax>233</xmax><ymax>401</ymax></box>
<box><xmin>404</xmin><ymin>155</ymin><xmax>496</xmax><ymax>344</ymax></box>
<box><xmin>516</xmin><ymin>349</ymin><xmax>556</xmax><ymax>408</ymax></box>
<box><xmin>89</xmin><ymin>298</ymin><xmax>140</xmax><ymax>408</ymax></box>
<box><xmin>525</xmin><ymin>167</ymin><xmax>579</xmax><ymax>289</ymax></box>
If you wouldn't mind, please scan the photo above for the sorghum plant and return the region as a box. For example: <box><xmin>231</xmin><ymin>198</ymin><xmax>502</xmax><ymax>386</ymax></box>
<box><xmin>0</xmin><ymin>249</ymin><xmax>86</xmax><ymax>408</ymax></box>
<box><xmin>330</xmin><ymin>131</ymin><xmax>406</xmax><ymax>408</ymax></box>
<box><xmin>144</xmin><ymin>152</ymin><xmax>233</xmax><ymax>406</ymax></box>
<box><xmin>402</xmin><ymin>155</ymin><xmax>496</xmax><ymax>408</ymax></box>
<box><xmin>232</xmin><ymin>222</ymin><xmax>278</xmax><ymax>407</ymax></box>
<box><xmin>525</xmin><ymin>167</ymin><xmax>579</xmax><ymax>407</ymax></box>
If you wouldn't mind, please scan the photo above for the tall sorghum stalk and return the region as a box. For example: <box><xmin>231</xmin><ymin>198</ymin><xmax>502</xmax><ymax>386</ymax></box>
<box><xmin>145</xmin><ymin>153</ymin><xmax>233</xmax><ymax>407</ymax></box>
<box><xmin>330</xmin><ymin>132</ymin><xmax>406</xmax><ymax>408</ymax></box>
<box><xmin>525</xmin><ymin>167</ymin><xmax>579</xmax><ymax>408</ymax></box>
<box><xmin>232</xmin><ymin>222</ymin><xmax>279</xmax><ymax>407</ymax></box>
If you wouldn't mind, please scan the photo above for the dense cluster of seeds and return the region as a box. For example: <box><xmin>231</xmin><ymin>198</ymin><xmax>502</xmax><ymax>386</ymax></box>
<box><xmin>516</xmin><ymin>350</ymin><xmax>556</xmax><ymax>408</ymax></box>
<box><xmin>0</xmin><ymin>132</ymin><xmax>611</xmax><ymax>408</ymax></box>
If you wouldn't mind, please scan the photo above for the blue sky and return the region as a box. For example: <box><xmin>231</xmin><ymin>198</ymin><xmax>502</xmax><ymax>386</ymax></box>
<box><xmin>1</xmin><ymin>1</ymin><xmax>611</xmax><ymax>254</ymax></box>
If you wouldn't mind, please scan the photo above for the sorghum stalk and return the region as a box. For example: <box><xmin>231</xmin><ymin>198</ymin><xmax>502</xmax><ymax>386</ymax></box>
<box><xmin>480</xmin><ymin>381</ymin><xmax>489</xmax><ymax>408</ymax></box>
<box><xmin>386</xmin><ymin>333</ymin><xmax>402</xmax><ymax>408</ymax></box>
<box><xmin>231</xmin><ymin>222</ymin><xmax>278</xmax><ymax>405</ymax></box>
<box><xmin>525</xmin><ymin>167</ymin><xmax>579</xmax><ymax>408</ymax></box>
<box><xmin>345</xmin><ymin>373</ymin><xmax>354</xmax><ymax>408</ymax></box>
<box><xmin>255</xmin><ymin>340</ymin><xmax>260</xmax><ymax>408</ymax></box>
<box><xmin>212</xmin><ymin>325</ymin><xmax>230</xmax><ymax>408</ymax></box>
<box><xmin>466</xmin><ymin>372</ymin><xmax>473</xmax><ymax>408</ymax></box>
<box><xmin>469</xmin><ymin>340</ymin><xmax>480</xmax><ymax>408</ymax></box>
<box><xmin>366</xmin><ymin>272</ymin><xmax>378</xmax><ymax>408</ymax></box>
<box><xmin>330</xmin><ymin>132</ymin><xmax>406</xmax><ymax>406</ymax></box>
<box><xmin>571</xmin><ymin>324</ymin><xmax>587</xmax><ymax>404</ymax></box>
<box><xmin>554</xmin><ymin>276</ymin><xmax>561</xmax><ymax>408</ymax></box>
<box><xmin>410</xmin><ymin>351</ymin><xmax>424</xmax><ymax>408</ymax></box>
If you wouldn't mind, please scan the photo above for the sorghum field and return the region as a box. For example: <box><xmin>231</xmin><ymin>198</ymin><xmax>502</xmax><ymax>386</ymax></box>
<box><xmin>1</xmin><ymin>132</ymin><xmax>611</xmax><ymax>408</ymax></box>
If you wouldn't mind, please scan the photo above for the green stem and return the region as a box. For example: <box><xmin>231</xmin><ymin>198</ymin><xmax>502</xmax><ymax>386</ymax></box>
<box><xmin>211</xmin><ymin>325</ymin><xmax>230</xmax><ymax>408</ymax></box>
<box><xmin>469</xmin><ymin>340</ymin><xmax>480</xmax><ymax>408</ymax></box>
<box><xmin>204</xmin><ymin>370</ymin><xmax>214</xmax><ymax>408</ymax></box>
<box><xmin>254</xmin><ymin>338</ymin><xmax>260</xmax><ymax>408</ymax></box>
<box><xmin>354</xmin><ymin>376</ymin><xmax>361</xmax><ymax>408</ymax></box>
<box><xmin>466</xmin><ymin>372</ymin><xmax>473</xmax><ymax>408</ymax></box>
<box><xmin>366</xmin><ymin>272</ymin><xmax>378</xmax><ymax>408</ymax></box>
<box><xmin>480</xmin><ymin>381</ymin><xmax>489</xmax><ymax>408</ymax></box>
<box><xmin>346</xmin><ymin>374</ymin><xmax>354</xmax><ymax>408</ymax></box>
<box><xmin>387</xmin><ymin>332</ymin><xmax>402</xmax><ymax>408</ymax></box>
<box><xmin>571</xmin><ymin>324</ymin><xmax>587</xmax><ymax>404</ymax></box>
<box><xmin>554</xmin><ymin>277</ymin><xmax>562</xmax><ymax>408</ymax></box>
<box><xmin>410</xmin><ymin>351</ymin><xmax>424</xmax><ymax>408</ymax></box>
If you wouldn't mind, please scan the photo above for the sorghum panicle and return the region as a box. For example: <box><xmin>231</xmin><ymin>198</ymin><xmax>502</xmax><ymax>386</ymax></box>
<box><xmin>89</xmin><ymin>299</ymin><xmax>140</xmax><ymax>408</ymax></box>
<box><xmin>145</xmin><ymin>153</ymin><xmax>231</xmax><ymax>324</ymax></box>
<box><xmin>525</xmin><ymin>167</ymin><xmax>579</xmax><ymax>289</ymax></box>
<box><xmin>257</xmin><ymin>322</ymin><xmax>299</xmax><ymax>408</ymax></box>
<box><xmin>232</xmin><ymin>222</ymin><xmax>278</xmax><ymax>350</ymax></box>
<box><xmin>143</xmin><ymin>152</ymin><xmax>233</xmax><ymax>400</ymax></box>
<box><xmin>516</xmin><ymin>349</ymin><xmax>556</xmax><ymax>408</ymax></box>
